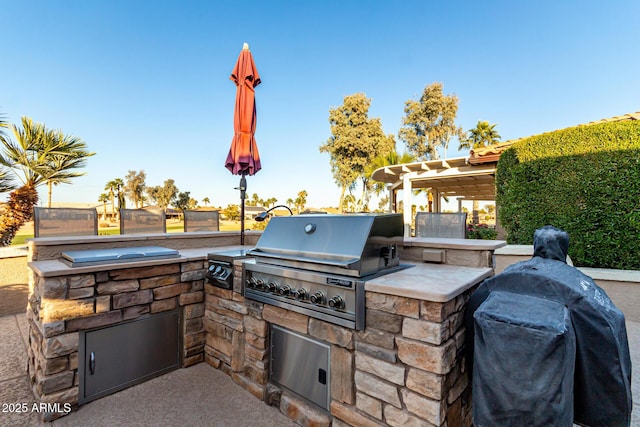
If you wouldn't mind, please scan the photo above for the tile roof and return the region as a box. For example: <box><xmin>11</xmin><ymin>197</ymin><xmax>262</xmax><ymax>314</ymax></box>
<box><xmin>468</xmin><ymin>111</ymin><xmax>640</xmax><ymax>164</ymax></box>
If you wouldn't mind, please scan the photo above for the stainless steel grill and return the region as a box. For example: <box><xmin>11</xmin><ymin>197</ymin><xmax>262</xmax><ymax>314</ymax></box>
<box><xmin>243</xmin><ymin>213</ymin><xmax>405</xmax><ymax>330</ymax></box>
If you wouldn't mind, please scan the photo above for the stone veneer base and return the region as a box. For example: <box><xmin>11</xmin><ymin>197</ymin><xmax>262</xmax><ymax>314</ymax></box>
<box><xmin>201</xmin><ymin>260</ymin><xmax>475</xmax><ymax>427</ymax></box>
<box><xmin>27</xmin><ymin>260</ymin><xmax>207</xmax><ymax>422</ymax></box>
<box><xmin>27</xmin><ymin>235</ymin><xmax>493</xmax><ymax>426</ymax></box>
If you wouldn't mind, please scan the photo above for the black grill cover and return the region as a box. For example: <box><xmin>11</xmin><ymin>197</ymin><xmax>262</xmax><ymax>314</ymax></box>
<box><xmin>473</xmin><ymin>291</ymin><xmax>575</xmax><ymax>426</ymax></box>
<box><xmin>467</xmin><ymin>257</ymin><xmax>632</xmax><ymax>427</ymax></box>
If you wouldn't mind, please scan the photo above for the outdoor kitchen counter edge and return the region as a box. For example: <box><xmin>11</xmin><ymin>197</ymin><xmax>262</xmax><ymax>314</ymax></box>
<box><xmin>27</xmin><ymin>245</ymin><xmax>248</xmax><ymax>277</ymax></box>
<box><xmin>365</xmin><ymin>263</ymin><xmax>493</xmax><ymax>303</ymax></box>
<box><xmin>404</xmin><ymin>237</ymin><xmax>507</xmax><ymax>251</ymax></box>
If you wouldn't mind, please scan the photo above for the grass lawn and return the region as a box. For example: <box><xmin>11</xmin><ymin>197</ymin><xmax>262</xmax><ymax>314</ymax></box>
<box><xmin>10</xmin><ymin>219</ymin><xmax>249</xmax><ymax>246</ymax></box>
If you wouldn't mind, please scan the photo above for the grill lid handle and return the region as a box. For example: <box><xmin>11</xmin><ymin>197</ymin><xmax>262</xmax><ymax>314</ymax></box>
<box><xmin>247</xmin><ymin>249</ymin><xmax>360</xmax><ymax>270</ymax></box>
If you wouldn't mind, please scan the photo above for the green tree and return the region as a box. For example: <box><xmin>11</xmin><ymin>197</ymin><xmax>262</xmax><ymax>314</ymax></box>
<box><xmin>0</xmin><ymin>117</ymin><xmax>92</xmax><ymax>245</ymax></box>
<box><xmin>146</xmin><ymin>179</ymin><xmax>178</xmax><ymax>212</ymax></box>
<box><xmin>320</xmin><ymin>93</ymin><xmax>395</xmax><ymax>211</ymax></box>
<box><xmin>124</xmin><ymin>170</ymin><xmax>146</xmax><ymax>208</ymax></box>
<box><xmin>459</xmin><ymin>121</ymin><xmax>501</xmax><ymax>151</ymax></box>
<box><xmin>173</xmin><ymin>191</ymin><xmax>193</xmax><ymax>211</ymax></box>
<box><xmin>222</xmin><ymin>204</ymin><xmax>240</xmax><ymax>221</ymax></box>
<box><xmin>399</xmin><ymin>82</ymin><xmax>463</xmax><ymax>160</ymax></box>
<box><xmin>202</xmin><ymin>197</ymin><xmax>210</xmax><ymax>206</ymax></box>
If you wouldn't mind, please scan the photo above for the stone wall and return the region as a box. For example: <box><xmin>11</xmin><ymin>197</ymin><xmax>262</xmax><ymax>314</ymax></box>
<box><xmin>400</xmin><ymin>246</ymin><xmax>494</xmax><ymax>269</ymax></box>
<box><xmin>203</xmin><ymin>260</ymin><xmax>474</xmax><ymax>427</ymax></box>
<box><xmin>27</xmin><ymin>260</ymin><xmax>207</xmax><ymax>422</ymax></box>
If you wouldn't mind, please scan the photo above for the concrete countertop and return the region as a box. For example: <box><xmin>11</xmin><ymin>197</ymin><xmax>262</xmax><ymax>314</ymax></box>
<box><xmin>28</xmin><ymin>245</ymin><xmax>250</xmax><ymax>277</ymax></box>
<box><xmin>365</xmin><ymin>262</ymin><xmax>493</xmax><ymax>302</ymax></box>
<box><xmin>28</xmin><ymin>242</ymin><xmax>495</xmax><ymax>304</ymax></box>
<box><xmin>404</xmin><ymin>237</ymin><xmax>506</xmax><ymax>251</ymax></box>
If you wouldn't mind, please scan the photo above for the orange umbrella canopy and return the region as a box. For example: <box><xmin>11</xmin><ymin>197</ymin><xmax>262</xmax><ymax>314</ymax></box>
<box><xmin>225</xmin><ymin>43</ymin><xmax>262</xmax><ymax>176</ymax></box>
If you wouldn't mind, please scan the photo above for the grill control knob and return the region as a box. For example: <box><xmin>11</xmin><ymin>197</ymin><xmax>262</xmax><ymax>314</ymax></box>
<box><xmin>328</xmin><ymin>295</ymin><xmax>345</xmax><ymax>309</ymax></box>
<box><xmin>293</xmin><ymin>288</ymin><xmax>308</xmax><ymax>300</ymax></box>
<box><xmin>246</xmin><ymin>277</ymin><xmax>258</xmax><ymax>289</ymax></box>
<box><xmin>256</xmin><ymin>279</ymin><xmax>266</xmax><ymax>290</ymax></box>
<box><xmin>278</xmin><ymin>285</ymin><xmax>291</xmax><ymax>296</ymax></box>
<box><xmin>310</xmin><ymin>291</ymin><xmax>325</xmax><ymax>305</ymax></box>
<box><xmin>266</xmin><ymin>281</ymin><xmax>278</xmax><ymax>293</ymax></box>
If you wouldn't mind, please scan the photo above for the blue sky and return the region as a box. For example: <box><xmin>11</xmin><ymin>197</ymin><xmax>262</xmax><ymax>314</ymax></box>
<box><xmin>2</xmin><ymin>0</ymin><xmax>639</xmax><ymax>209</ymax></box>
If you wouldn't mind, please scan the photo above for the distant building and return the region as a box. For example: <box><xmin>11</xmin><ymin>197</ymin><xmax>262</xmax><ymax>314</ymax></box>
<box><xmin>243</xmin><ymin>206</ymin><xmax>266</xmax><ymax>220</ymax></box>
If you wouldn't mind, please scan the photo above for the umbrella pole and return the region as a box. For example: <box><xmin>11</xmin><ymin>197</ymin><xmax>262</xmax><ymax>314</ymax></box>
<box><xmin>233</xmin><ymin>174</ymin><xmax>247</xmax><ymax>245</ymax></box>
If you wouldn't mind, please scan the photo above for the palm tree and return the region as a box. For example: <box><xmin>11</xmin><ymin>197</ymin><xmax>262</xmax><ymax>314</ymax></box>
<box><xmin>105</xmin><ymin>178</ymin><xmax>124</xmax><ymax>220</ymax></box>
<box><xmin>0</xmin><ymin>115</ymin><xmax>15</xmax><ymax>194</ymax></box>
<box><xmin>0</xmin><ymin>118</ymin><xmax>47</xmax><ymax>245</ymax></box>
<box><xmin>202</xmin><ymin>197</ymin><xmax>210</xmax><ymax>207</ymax></box>
<box><xmin>365</xmin><ymin>150</ymin><xmax>416</xmax><ymax>199</ymax></box>
<box><xmin>42</xmin><ymin>128</ymin><xmax>95</xmax><ymax>207</ymax></box>
<box><xmin>459</xmin><ymin>121</ymin><xmax>501</xmax><ymax>223</ymax></box>
<box><xmin>0</xmin><ymin>117</ymin><xmax>92</xmax><ymax>245</ymax></box>
<box><xmin>265</xmin><ymin>197</ymin><xmax>277</xmax><ymax>208</ymax></box>
<box><xmin>459</xmin><ymin>121</ymin><xmax>501</xmax><ymax>151</ymax></box>
<box><xmin>98</xmin><ymin>193</ymin><xmax>109</xmax><ymax>221</ymax></box>
<box><xmin>294</xmin><ymin>190</ymin><xmax>307</xmax><ymax>213</ymax></box>
<box><xmin>0</xmin><ymin>165</ymin><xmax>13</xmax><ymax>195</ymax></box>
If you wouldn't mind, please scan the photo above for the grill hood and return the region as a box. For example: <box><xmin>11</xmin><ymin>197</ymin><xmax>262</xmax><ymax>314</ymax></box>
<box><xmin>247</xmin><ymin>213</ymin><xmax>403</xmax><ymax>277</ymax></box>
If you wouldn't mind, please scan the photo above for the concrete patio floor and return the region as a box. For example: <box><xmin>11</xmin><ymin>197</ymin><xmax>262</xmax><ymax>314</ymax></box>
<box><xmin>1</xmin><ymin>312</ymin><xmax>639</xmax><ymax>426</ymax></box>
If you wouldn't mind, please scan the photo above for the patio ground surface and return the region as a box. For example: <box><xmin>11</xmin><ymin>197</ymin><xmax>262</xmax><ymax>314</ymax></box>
<box><xmin>1</xmin><ymin>311</ymin><xmax>638</xmax><ymax>426</ymax></box>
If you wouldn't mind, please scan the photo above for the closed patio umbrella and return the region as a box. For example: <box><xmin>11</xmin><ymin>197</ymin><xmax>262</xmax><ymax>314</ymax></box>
<box><xmin>225</xmin><ymin>42</ymin><xmax>261</xmax><ymax>245</ymax></box>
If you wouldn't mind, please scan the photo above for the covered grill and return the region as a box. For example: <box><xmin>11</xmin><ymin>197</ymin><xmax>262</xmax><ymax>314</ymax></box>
<box><xmin>243</xmin><ymin>213</ymin><xmax>406</xmax><ymax>330</ymax></box>
<box><xmin>247</xmin><ymin>213</ymin><xmax>403</xmax><ymax>277</ymax></box>
<box><xmin>466</xmin><ymin>226</ymin><xmax>632</xmax><ymax>426</ymax></box>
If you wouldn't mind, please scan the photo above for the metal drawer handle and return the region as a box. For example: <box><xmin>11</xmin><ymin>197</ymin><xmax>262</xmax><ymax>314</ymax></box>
<box><xmin>89</xmin><ymin>352</ymin><xmax>95</xmax><ymax>375</ymax></box>
<box><xmin>318</xmin><ymin>368</ymin><xmax>327</xmax><ymax>385</ymax></box>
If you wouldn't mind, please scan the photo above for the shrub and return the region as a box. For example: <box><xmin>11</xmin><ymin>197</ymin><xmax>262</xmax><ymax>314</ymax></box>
<box><xmin>496</xmin><ymin>120</ymin><xmax>640</xmax><ymax>269</ymax></box>
<box><xmin>466</xmin><ymin>223</ymin><xmax>498</xmax><ymax>240</ymax></box>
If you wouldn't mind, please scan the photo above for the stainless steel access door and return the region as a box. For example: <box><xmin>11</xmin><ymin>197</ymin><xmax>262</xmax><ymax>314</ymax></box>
<box><xmin>270</xmin><ymin>325</ymin><xmax>330</xmax><ymax>410</ymax></box>
<box><xmin>79</xmin><ymin>310</ymin><xmax>182</xmax><ymax>404</ymax></box>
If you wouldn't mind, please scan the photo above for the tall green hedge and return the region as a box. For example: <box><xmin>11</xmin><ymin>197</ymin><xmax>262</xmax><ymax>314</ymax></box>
<box><xmin>496</xmin><ymin>120</ymin><xmax>640</xmax><ymax>269</ymax></box>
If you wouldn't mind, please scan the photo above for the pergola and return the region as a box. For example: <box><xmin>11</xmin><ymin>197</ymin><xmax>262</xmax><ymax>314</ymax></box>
<box><xmin>371</xmin><ymin>111</ymin><xmax>640</xmax><ymax>236</ymax></box>
<box><xmin>371</xmin><ymin>156</ymin><xmax>500</xmax><ymax>237</ymax></box>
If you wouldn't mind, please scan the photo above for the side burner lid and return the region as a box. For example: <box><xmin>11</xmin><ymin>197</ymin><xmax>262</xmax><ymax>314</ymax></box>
<box><xmin>62</xmin><ymin>246</ymin><xmax>180</xmax><ymax>267</ymax></box>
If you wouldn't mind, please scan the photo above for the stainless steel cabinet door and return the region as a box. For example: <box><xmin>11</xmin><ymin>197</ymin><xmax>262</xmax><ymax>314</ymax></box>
<box><xmin>270</xmin><ymin>325</ymin><xmax>330</xmax><ymax>410</ymax></box>
<box><xmin>79</xmin><ymin>310</ymin><xmax>181</xmax><ymax>404</ymax></box>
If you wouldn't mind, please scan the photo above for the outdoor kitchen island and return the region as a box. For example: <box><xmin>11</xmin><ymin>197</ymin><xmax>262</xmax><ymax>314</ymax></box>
<box><xmin>25</xmin><ymin>230</ymin><xmax>503</xmax><ymax>426</ymax></box>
